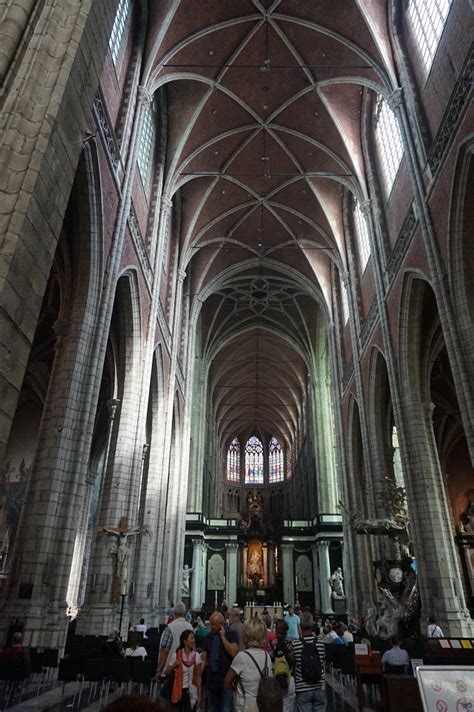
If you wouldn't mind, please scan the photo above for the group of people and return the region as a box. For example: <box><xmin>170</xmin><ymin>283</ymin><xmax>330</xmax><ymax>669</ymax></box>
<box><xmin>153</xmin><ymin>602</ymin><xmax>326</xmax><ymax>712</ymax></box>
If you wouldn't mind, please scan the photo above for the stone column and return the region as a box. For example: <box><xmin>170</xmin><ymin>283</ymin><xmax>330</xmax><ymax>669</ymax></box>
<box><xmin>191</xmin><ymin>539</ymin><xmax>205</xmax><ymax>610</ymax></box>
<box><xmin>225</xmin><ymin>543</ymin><xmax>238</xmax><ymax>607</ymax></box>
<box><xmin>268</xmin><ymin>543</ymin><xmax>275</xmax><ymax>587</ymax></box>
<box><xmin>311</xmin><ymin>544</ymin><xmax>322</xmax><ymax>613</ymax></box>
<box><xmin>200</xmin><ymin>543</ymin><xmax>208</xmax><ymax>610</ymax></box>
<box><xmin>281</xmin><ymin>544</ymin><xmax>294</xmax><ymax>606</ymax></box>
<box><xmin>317</xmin><ymin>541</ymin><xmax>334</xmax><ymax>614</ymax></box>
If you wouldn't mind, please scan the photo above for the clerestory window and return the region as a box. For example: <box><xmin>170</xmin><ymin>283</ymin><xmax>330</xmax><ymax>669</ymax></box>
<box><xmin>374</xmin><ymin>96</ymin><xmax>404</xmax><ymax>195</ymax></box>
<box><xmin>245</xmin><ymin>436</ymin><xmax>264</xmax><ymax>484</ymax></box>
<box><xmin>137</xmin><ymin>99</ymin><xmax>156</xmax><ymax>184</ymax></box>
<box><xmin>269</xmin><ymin>437</ymin><xmax>284</xmax><ymax>483</ymax></box>
<box><xmin>226</xmin><ymin>437</ymin><xmax>240</xmax><ymax>482</ymax></box>
<box><xmin>109</xmin><ymin>0</ymin><xmax>131</xmax><ymax>66</ymax></box>
<box><xmin>353</xmin><ymin>201</ymin><xmax>371</xmax><ymax>272</ymax></box>
<box><xmin>407</xmin><ymin>0</ymin><xmax>453</xmax><ymax>73</ymax></box>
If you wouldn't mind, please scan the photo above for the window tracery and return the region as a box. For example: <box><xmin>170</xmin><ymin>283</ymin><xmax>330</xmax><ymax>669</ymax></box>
<box><xmin>137</xmin><ymin>100</ymin><xmax>156</xmax><ymax>183</ymax></box>
<box><xmin>226</xmin><ymin>437</ymin><xmax>240</xmax><ymax>482</ymax></box>
<box><xmin>245</xmin><ymin>436</ymin><xmax>264</xmax><ymax>484</ymax></box>
<box><xmin>269</xmin><ymin>437</ymin><xmax>284</xmax><ymax>483</ymax></box>
<box><xmin>407</xmin><ymin>0</ymin><xmax>453</xmax><ymax>72</ymax></box>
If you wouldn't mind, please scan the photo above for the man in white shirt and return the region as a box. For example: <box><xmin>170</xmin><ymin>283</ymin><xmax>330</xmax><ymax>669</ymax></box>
<box><xmin>155</xmin><ymin>602</ymin><xmax>193</xmax><ymax>679</ymax></box>
<box><xmin>135</xmin><ymin>618</ymin><xmax>148</xmax><ymax>639</ymax></box>
<box><xmin>381</xmin><ymin>636</ymin><xmax>410</xmax><ymax>671</ymax></box>
<box><xmin>426</xmin><ymin>617</ymin><xmax>444</xmax><ymax>637</ymax></box>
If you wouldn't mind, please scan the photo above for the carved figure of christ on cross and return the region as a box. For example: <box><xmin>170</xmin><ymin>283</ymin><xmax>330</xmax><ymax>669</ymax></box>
<box><xmin>98</xmin><ymin>516</ymin><xmax>149</xmax><ymax>601</ymax></box>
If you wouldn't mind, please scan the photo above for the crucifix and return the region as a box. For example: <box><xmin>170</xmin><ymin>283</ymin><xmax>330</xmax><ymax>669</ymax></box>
<box><xmin>98</xmin><ymin>516</ymin><xmax>149</xmax><ymax>602</ymax></box>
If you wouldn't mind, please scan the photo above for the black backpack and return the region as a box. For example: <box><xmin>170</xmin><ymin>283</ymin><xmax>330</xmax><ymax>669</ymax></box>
<box><xmin>300</xmin><ymin>637</ymin><xmax>322</xmax><ymax>685</ymax></box>
<box><xmin>243</xmin><ymin>650</ymin><xmax>283</xmax><ymax>712</ymax></box>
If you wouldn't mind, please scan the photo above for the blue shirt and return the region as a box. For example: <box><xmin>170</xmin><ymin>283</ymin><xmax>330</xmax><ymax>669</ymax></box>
<box><xmin>284</xmin><ymin>613</ymin><xmax>300</xmax><ymax>639</ymax></box>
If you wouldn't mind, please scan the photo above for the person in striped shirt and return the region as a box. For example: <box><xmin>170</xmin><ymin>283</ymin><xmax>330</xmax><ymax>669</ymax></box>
<box><xmin>290</xmin><ymin>612</ymin><xmax>326</xmax><ymax>712</ymax></box>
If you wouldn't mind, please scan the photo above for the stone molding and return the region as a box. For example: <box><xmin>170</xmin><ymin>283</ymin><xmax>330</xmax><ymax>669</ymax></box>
<box><xmin>342</xmin><ymin>356</ymin><xmax>354</xmax><ymax>392</ymax></box>
<box><xmin>128</xmin><ymin>204</ymin><xmax>153</xmax><ymax>290</ymax></box>
<box><xmin>360</xmin><ymin>299</ymin><xmax>378</xmax><ymax>349</ymax></box>
<box><xmin>429</xmin><ymin>51</ymin><xmax>473</xmax><ymax>175</ymax></box>
<box><xmin>157</xmin><ymin>301</ymin><xmax>172</xmax><ymax>351</ymax></box>
<box><xmin>93</xmin><ymin>94</ymin><xmax>120</xmax><ymax>173</ymax></box>
<box><xmin>386</xmin><ymin>205</ymin><xmax>417</xmax><ymax>283</ymax></box>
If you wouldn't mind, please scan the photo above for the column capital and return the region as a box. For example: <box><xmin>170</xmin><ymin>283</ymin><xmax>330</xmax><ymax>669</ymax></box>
<box><xmin>388</xmin><ymin>88</ymin><xmax>403</xmax><ymax>111</ymax></box>
<box><xmin>281</xmin><ymin>544</ymin><xmax>293</xmax><ymax>553</ymax></box>
<box><xmin>225</xmin><ymin>542</ymin><xmax>239</xmax><ymax>551</ymax></box>
<box><xmin>106</xmin><ymin>398</ymin><xmax>121</xmax><ymax>420</ymax></box>
<box><xmin>161</xmin><ymin>196</ymin><xmax>173</xmax><ymax>213</ymax></box>
<box><xmin>178</xmin><ymin>268</ymin><xmax>187</xmax><ymax>283</ymax></box>
<box><xmin>359</xmin><ymin>199</ymin><xmax>371</xmax><ymax>216</ymax></box>
<box><xmin>137</xmin><ymin>85</ymin><xmax>153</xmax><ymax>106</ymax></box>
<box><xmin>86</xmin><ymin>469</ymin><xmax>96</xmax><ymax>486</ymax></box>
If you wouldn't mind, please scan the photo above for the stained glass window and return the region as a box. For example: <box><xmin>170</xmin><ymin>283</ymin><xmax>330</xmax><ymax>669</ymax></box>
<box><xmin>245</xmin><ymin>436</ymin><xmax>264</xmax><ymax>484</ymax></box>
<box><xmin>269</xmin><ymin>437</ymin><xmax>284</xmax><ymax>483</ymax></box>
<box><xmin>226</xmin><ymin>437</ymin><xmax>240</xmax><ymax>482</ymax></box>
<box><xmin>407</xmin><ymin>0</ymin><xmax>452</xmax><ymax>73</ymax></box>
<box><xmin>286</xmin><ymin>449</ymin><xmax>292</xmax><ymax>479</ymax></box>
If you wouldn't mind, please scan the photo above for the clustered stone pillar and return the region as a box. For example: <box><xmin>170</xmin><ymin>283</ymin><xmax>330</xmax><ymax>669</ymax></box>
<box><xmin>191</xmin><ymin>539</ymin><xmax>206</xmax><ymax>610</ymax></box>
<box><xmin>225</xmin><ymin>543</ymin><xmax>238</xmax><ymax>607</ymax></box>
<box><xmin>311</xmin><ymin>544</ymin><xmax>322</xmax><ymax>613</ymax></box>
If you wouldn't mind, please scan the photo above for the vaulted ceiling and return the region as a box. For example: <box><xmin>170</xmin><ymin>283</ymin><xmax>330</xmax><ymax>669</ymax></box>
<box><xmin>143</xmin><ymin>0</ymin><xmax>397</xmax><ymax>450</ymax></box>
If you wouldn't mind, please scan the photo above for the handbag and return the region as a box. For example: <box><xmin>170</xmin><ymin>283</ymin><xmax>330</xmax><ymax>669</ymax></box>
<box><xmin>160</xmin><ymin>670</ymin><xmax>175</xmax><ymax>700</ymax></box>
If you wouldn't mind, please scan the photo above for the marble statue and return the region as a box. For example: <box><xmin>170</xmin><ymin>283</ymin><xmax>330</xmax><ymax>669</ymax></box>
<box><xmin>181</xmin><ymin>564</ymin><xmax>192</xmax><ymax>597</ymax></box>
<box><xmin>329</xmin><ymin>567</ymin><xmax>345</xmax><ymax>599</ymax></box>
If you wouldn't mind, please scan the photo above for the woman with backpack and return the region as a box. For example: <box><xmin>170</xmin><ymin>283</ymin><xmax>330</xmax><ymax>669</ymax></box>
<box><xmin>268</xmin><ymin>620</ymin><xmax>296</xmax><ymax>712</ymax></box>
<box><xmin>224</xmin><ymin>618</ymin><xmax>282</xmax><ymax>712</ymax></box>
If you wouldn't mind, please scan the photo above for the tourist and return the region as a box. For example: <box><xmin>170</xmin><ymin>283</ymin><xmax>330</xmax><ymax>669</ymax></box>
<box><xmin>268</xmin><ymin>619</ymin><xmax>296</xmax><ymax>712</ymax></box>
<box><xmin>155</xmin><ymin>603</ymin><xmax>193</xmax><ymax>680</ymax></box>
<box><xmin>0</xmin><ymin>632</ymin><xmax>31</xmax><ymax>679</ymax></box>
<box><xmin>381</xmin><ymin>636</ymin><xmax>410</xmax><ymax>671</ymax></box>
<box><xmin>164</xmin><ymin>629</ymin><xmax>202</xmax><ymax>711</ymax></box>
<box><xmin>331</xmin><ymin>624</ymin><xmax>349</xmax><ymax>646</ymax></box>
<box><xmin>290</xmin><ymin>613</ymin><xmax>326</xmax><ymax>711</ymax></box>
<box><xmin>426</xmin><ymin>616</ymin><xmax>444</xmax><ymax>637</ymax></box>
<box><xmin>284</xmin><ymin>605</ymin><xmax>301</xmax><ymax>640</ymax></box>
<box><xmin>224</xmin><ymin>618</ymin><xmax>274</xmax><ymax>712</ymax></box>
<box><xmin>321</xmin><ymin>624</ymin><xmax>337</xmax><ymax>644</ymax></box>
<box><xmin>342</xmin><ymin>623</ymin><xmax>353</xmax><ymax>642</ymax></box>
<box><xmin>102</xmin><ymin>628</ymin><xmax>125</xmax><ymax>658</ymax></box>
<box><xmin>125</xmin><ymin>631</ymin><xmax>147</xmax><ymax>659</ymax></box>
<box><xmin>200</xmin><ymin>612</ymin><xmax>239</xmax><ymax>712</ymax></box>
<box><xmin>135</xmin><ymin>617</ymin><xmax>148</xmax><ymax>639</ymax></box>
<box><xmin>228</xmin><ymin>608</ymin><xmax>245</xmax><ymax>651</ymax></box>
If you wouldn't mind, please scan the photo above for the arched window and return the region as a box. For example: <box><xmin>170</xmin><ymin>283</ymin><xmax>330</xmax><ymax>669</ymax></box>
<box><xmin>269</xmin><ymin>437</ymin><xmax>284</xmax><ymax>483</ymax></box>
<box><xmin>353</xmin><ymin>201</ymin><xmax>371</xmax><ymax>272</ymax></box>
<box><xmin>340</xmin><ymin>273</ymin><xmax>349</xmax><ymax>325</ymax></box>
<box><xmin>407</xmin><ymin>0</ymin><xmax>453</xmax><ymax>73</ymax></box>
<box><xmin>109</xmin><ymin>0</ymin><xmax>131</xmax><ymax>66</ymax></box>
<box><xmin>374</xmin><ymin>96</ymin><xmax>404</xmax><ymax>195</ymax></box>
<box><xmin>245</xmin><ymin>436</ymin><xmax>264</xmax><ymax>484</ymax></box>
<box><xmin>226</xmin><ymin>437</ymin><xmax>240</xmax><ymax>482</ymax></box>
<box><xmin>137</xmin><ymin>99</ymin><xmax>156</xmax><ymax>184</ymax></box>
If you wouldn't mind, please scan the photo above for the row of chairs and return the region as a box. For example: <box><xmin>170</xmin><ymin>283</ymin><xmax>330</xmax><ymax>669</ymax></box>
<box><xmin>58</xmin><ymin>657</ymin><xmax>156</xmax><ymax>711</ymax></box>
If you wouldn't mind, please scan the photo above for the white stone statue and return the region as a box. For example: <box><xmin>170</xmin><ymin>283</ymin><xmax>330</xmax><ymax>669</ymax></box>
<box><xmin>182</xmin><ymin>564</ymin><xmax>193</xmax><ymax>597</ymax></box>
<box><xmin>329</xmin><ymin>567</ymin><xmax>345</xmax><ymax>599</ymax></box>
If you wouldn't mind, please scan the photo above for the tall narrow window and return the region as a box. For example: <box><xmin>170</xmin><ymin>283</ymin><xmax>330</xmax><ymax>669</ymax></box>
<box><xmin>245</xmin><ymin>436</ymin><xmax>264</xmax><ymax>484</ymax></box>
<box><xmin>374</xmin><ymin>96</ymin><xmax>404</xmax><ymax>194</ymax></box>
<box><xmin>137</xmin><ymin>100</ymin><xmax>156</xmax><ymax>184</ymax></box>
<box><xmin>407</xmin><ymin>0</ymin><xmax>452</xmax><ymax>72</ymax></box>
<box><xmin>226</xmin><ymin>438</ymin><xmax>240</xmax><ymax>482</ymax></box>
<box><xmin>109</xmin><ymin>0</ymin><xmax>131</xmax><ymax>66</ymax></box>
<box><xmin>269</xmin><ymin>437</ymin><xmax>284</xmax><ymax>483</ymax></box>
<box><xmin>286</xmin><ymin>449</ymin><xmax>292</xmax><ymax>479</ymax></box>
<box><xmin>340</xmin><ymin>273</ymin><xmax>349</xmax><ymax>324</ymax></box>
<box><xmin>353</xmin><ymin>201</ymin><xmax>371</xmax><ymax>271</ymax></box>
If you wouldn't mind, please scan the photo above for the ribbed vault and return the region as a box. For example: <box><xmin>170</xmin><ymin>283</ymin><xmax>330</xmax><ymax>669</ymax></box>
<box><xmin>142</xmin><ymin>0</ymin><xmax>396</xmax><ymax>449</ymax></box>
